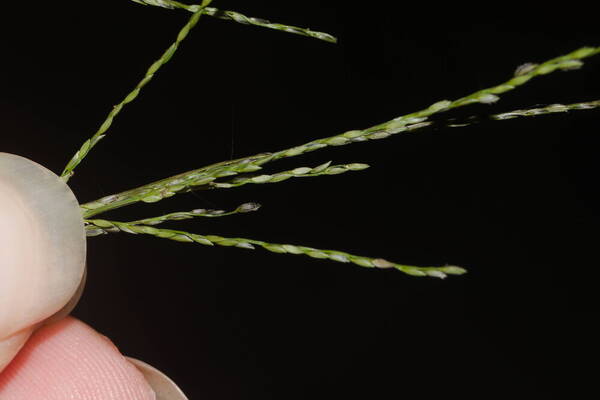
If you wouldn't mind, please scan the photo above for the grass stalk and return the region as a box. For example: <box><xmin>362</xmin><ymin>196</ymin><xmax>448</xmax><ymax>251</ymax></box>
<box><xmin>128</xmin><ymin>0</ymin><xmax>337</xmax><ymax>43</ymax></box>
<box><xmin>60</xmin><ymin>0</ymin><xmax>213</xmax><ymax>182</ymax></box>
<box><xmin>79</xmin><ymin>47</ymin><xmax>600</xmax><ymax>218</ymax></box>
<box><xmin>403</xmin><ymin>99</ymin><xmax>600</xmax><ymax>130</ymax></box>
<box><xmin>208</xmin><ymin>162</ymin><xmax>370</xmax><ymax>189</ymax></box>
<box><xmin>85</xmin><ymin>218</ymin><xmax>466</xmax><ymax>278</ymax></box>
<box><xmin>85</xmin><ymin>202</ymin><xmax>260</xmax><ymax>236</ymax></box>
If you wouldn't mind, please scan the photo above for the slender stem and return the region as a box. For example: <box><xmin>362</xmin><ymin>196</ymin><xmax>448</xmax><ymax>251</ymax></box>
<box><xmin>128</xmin><ymin>0</ymin><xmax>337</xmax><ymax>43</ymax></box>
<box><xmin>490</xmin><ymin>100</ymin><xmax>600</xmax><ymax>120</ymax></box>
<box><xmin>79</xmin><ymin>47</ymin><xmax>600</xmax><ymax>218</ymax></box>
<box><xmin>60</xmin><ymin>0</ymin><xmax>213</xmax><ymax>182</ymax></box>
<box><xmin>261</xmin><ymin>47</ymin><xmax>600</xmax><ymax>165</ymax></box>
<box><xmin>410</xmin><ymin>99</ymin><xmax>600</xmax><ymax>129</ymax></box>
<box><xmin>85</xmin><ymin>218</ymin><xmax>466</xmax><ymax>278</ymax></box>
<box><xmin>84</xmin><ymin>202</ymin><xmax>259</xmax><ymax>236</ymax></box>
<box><xmin>130</xmin><ymin>202</ymin><xmax>260</xmax><ymax>226</ymax></box>
<box><xmin>80</xmin><ymin>153</ymin><xmax>272</xmax><ymax>218</ymax></box>
<box><xmin>208</xmin><ymin>162</ymin><xmax>369</xmax><ymax>189</ymax></box>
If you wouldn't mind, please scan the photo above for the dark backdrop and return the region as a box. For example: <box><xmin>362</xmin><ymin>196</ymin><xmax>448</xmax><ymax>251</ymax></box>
<box><xmin>1</xmin><ymin>1</ymin><xmax>599</xmax><ymax>399</ymax></box>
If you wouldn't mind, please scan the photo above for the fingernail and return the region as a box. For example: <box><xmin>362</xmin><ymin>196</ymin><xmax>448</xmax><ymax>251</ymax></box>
<box><xmin>43</xmin><ymin>265</ymin><xmax>88</xmax><ymax>327</ymax></box>
<box><xmin>127</xmin><ymin>357</ymin><xmax>189</xmax><ymax>400</ymax></box>
<box><xmin>0</xmin><ymin>153</ymin><xmax>86</xmax><ymax>371</ymax></box>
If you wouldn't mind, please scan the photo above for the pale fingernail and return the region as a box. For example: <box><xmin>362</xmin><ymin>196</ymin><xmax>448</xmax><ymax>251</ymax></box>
<box><xmin>127</xmin><ymin>357</ymin><xmax>189</xmax><ymax>400</ymax></box>
<box><xmin>43</xmin><ymin>265</ymin><xmax>87</xmax><ymax>327</ymax></box>
<box><xmin>0</xmin><ymin>153</ymin><xmax>86</xmax><ymax>371</ymax></box>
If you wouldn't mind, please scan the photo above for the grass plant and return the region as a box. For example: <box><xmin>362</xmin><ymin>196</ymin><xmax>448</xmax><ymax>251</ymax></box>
<box><xmin>54</xmin><ymin>1</ymin><xmax>599</xmax><ymax>278</ymax></box>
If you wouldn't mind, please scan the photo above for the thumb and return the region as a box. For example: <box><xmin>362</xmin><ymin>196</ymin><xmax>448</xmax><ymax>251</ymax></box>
<box><xmin>0</xmin><ymin>153</ymin><xmax>86</xmax><ymax>372</ymax></box>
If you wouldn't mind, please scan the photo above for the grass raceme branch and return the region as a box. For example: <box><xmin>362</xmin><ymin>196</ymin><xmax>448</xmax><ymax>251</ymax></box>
<box><xmin>85</xmin><ymin>218</ymin><xmax>466</xmax><ymax>278</ymax></box>
<box><xmin>61</xmin><ymin>0</ymin><xmax>213</xmax><ymax>182</ymax></box>
<box><xmin>128</xmin><ymin>0</ymin><xmax>337</xmax><ymax>43</ymax></box>
<box><xmin>84</xmin><ymin>203</ymin><xmax>260</xmax><ymax>236</ymax></box>
<box><xmin>79</xmin><ymin>47</ymin><xmax>600</xmax><ymax>218</ymax></box>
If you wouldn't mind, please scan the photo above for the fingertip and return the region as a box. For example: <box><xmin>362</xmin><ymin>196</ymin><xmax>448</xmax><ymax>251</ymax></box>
<box><xmin>0</xmin><ymin>153</ymin><xmax>86</xmax><ymax>370</ymax></box>
<box><xmin>0</xmin><ymin>328</ymin><xmax>34</xmax><ymax>375</ymax></box>
<box><xmin>0</xmin><ymin>317</ymin><xmax>156</xmax><ymax>400</ymax></box>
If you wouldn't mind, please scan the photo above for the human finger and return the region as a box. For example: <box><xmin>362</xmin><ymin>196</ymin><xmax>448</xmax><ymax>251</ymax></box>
<box><xmin>0</xmin><ymin>153</ymin><xmax>86</xmax><ymax>372</ymax></box>
<box><xmin>0</xmin><ymin>317</ymin><xmax>156</xmax><ymax>399</ymax></box>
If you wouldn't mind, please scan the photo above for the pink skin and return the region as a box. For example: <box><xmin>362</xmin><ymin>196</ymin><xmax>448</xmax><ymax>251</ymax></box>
<box><xmin>0</xmin><ymin>154</ymin><xmax>161</xmax><ymax>399</ymax></box>
<box><xmin>0</xmin><ymin>317</ymin><xmax>156</xmax><ymax>400</ymax></box>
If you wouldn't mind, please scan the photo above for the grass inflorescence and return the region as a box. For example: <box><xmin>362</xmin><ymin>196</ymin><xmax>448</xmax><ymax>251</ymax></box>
<box><xmin>63</xmin><ymin>2</ymin><xmax>599</xmax><ymax>278</ymax></box>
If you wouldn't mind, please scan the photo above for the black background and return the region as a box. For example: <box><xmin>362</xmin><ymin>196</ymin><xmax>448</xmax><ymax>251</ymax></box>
<box><xmin>1</xmin><ymin>1</ymin><xmax>599</xmax><ymax>399</ymax></box>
